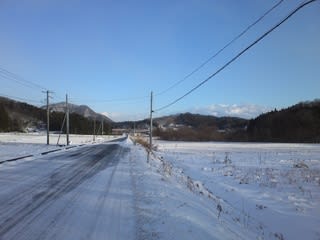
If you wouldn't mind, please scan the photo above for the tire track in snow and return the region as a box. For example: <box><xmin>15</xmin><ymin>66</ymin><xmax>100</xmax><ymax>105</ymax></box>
<box><xmin>0</xmin><ymin>145</ymin><xmax>95</xmax><ymax>215</ymax></box>
<box><xmin>0</xmin><ymin>144</ymin><xmax>120</xmax><ymax>239</ymax></box>
<box><xmin>85</xmin><ymin>146</ymin><xmax>122</xmax><ymax>238</ymax></box>
<box><xmin>33</xmin><ymin>145</ymin><xmax>125</xmax><ymax>240</ymax></box>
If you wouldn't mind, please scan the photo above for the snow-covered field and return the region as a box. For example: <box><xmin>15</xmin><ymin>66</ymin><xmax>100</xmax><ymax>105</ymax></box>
<box><xmin>0</xmin><ymin>133</ymin><xmax>120</xmax><ymax>161</ymax></box>
<box><xmin>0</xmin><ymin>132</ymin><xmax>118</xmax><ymax>145</ymax></box>
<box><xmin>153</xmin><ymin>141</ymin><xmax>320</xmax><ymax>239</ymax></box>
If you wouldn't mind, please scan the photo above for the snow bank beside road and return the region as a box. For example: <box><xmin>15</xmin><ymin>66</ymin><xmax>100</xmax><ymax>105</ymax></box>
<box><xmin>0</xmin><ymin>143</ymin><xmax>60</xmax><ymax>161</ymax></box>
<box><xmin>130</xmin><ymin>140</ymin><xmax>243</xmax><ymax>239</ymax></box>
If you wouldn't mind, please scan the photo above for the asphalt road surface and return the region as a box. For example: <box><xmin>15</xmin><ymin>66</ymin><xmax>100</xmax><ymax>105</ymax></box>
<box><xmin>0</xmin><ymin>138</ymin><xmax>138</xmax><ymax>240</ymax></box>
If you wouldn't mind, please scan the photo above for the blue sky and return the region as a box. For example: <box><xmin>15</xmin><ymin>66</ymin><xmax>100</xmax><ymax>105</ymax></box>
<box><xmin>0</xmin><ymin>0</ymin><xmax>319</xmax><ymax>121</ymax></box>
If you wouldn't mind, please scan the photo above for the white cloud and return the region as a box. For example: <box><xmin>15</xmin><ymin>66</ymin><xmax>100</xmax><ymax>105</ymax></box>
<box><xmin>101</xmin><ymin>112</ymin><xmax>147</xmax><ymax>122</ymax></box>
<box><xmin>102</xmin><ymin>103</ymin><xmax>272</xmax><ymax>122</ymax></box>
<box><xmin>192</xmin><ymin>104</ymin><xmax>272</xmax><ymax>119</ymax></box>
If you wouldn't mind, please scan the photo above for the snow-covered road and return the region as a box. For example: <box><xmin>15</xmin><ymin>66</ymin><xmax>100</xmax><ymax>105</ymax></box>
<box><xmin>0</xmin><ymin>139</ymin><xmax>137</xmax><ymax>240</ymax></box>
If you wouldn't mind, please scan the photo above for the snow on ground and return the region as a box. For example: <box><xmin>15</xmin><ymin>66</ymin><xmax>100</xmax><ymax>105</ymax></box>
<box><xmin>128</xmin><ymin>138</ymin><xmax>243</xmax><ymax>239</ymax></box>
<box><xmin>0</xmin><ymin>142</ymin><xmax>61</xmax><ymax>161</ymax></box>
<box><xmin>1</xmin><ymin>134</ymin><xmax>319</xmax><ymax>239</ymax></box>
<box><xmin>0</xmin><ymin>134</ymin><xmax>242</xmax><ymax>240</ymax></box>
<box><xmin>0</xmin><ymin>132</ymin><xmax>118</xmax><ymax>145</ymax></box>
<box><xmin>0</xmin><ymin>136</ymin><xmax>239</xmax><ymax>240</ymax></box>
<box><xmin>0</xmin><ymin>133</ymin><xmax>120</xmax><ymax>161</ymax></box>
<box><xmin>153</xmin><ymin>140</ymin><xmax>320</xmax><ymax>240</ymax></box>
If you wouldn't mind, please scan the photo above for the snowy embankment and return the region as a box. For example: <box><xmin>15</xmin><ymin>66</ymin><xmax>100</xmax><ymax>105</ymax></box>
<box><xmin>0</xmin><ymin>133</ymin><xmax>120</xmax><ymax>161</ymax></box>
<box><xmin>152</xmin><ymin>141</ymin><xmax>320</xmax><ymax>240</ymax></box>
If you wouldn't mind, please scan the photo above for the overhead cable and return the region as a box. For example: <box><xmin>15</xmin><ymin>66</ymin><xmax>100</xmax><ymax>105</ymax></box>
<box><xmin>155</xmin><ymin>0</ymin><xmax>284</xmax><ymax>96</ymax></box>
<box><xmin>0</xmin><ymin>93</ymin><xmax>42</xmax><ymax>104</ymax></box>
<box><xmin>70</xmin><ymin>95</ymin><xmax>149</xmax><ymax>104</ymax></box>
<box><xmin>0</xmin><ymin>66</ymin><xmax>47</xmax><ymax>91</ymax></box>
<box><xmin>154</xmin><ymin>0</ymin><xmax>318</xmax><ymax>112</ymax></box>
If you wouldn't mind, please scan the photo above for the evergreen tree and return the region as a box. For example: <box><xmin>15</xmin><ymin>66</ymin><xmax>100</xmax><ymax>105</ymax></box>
<box><xmin>0</xmin><ymin>104</ymin><xmax>10</xmax><ymax>131</ymax></box>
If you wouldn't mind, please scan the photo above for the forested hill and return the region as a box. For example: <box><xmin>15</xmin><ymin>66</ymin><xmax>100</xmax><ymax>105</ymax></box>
<box><xmin>246</xmin><ymin>100</ymin><xmax>320</xmax><ymax>143</ymax></box>
<box><xmin>0</xmin><ymin>97</ymin><xmax>46</xmax><ymax>132</ymax></box>
<box><xmin>154</xmin><ymin>113</ymin><xmax>248</xmax><ymax>141</ymax></box>
<box><xmin>155</xmin><ymin>100</ymin><xmax>320</xmax><ymax>143</ymax></box>
<box><xmin>0</xmin><ymin>97</ymin><xmax>111</xmax><ymax>134</ymax></box>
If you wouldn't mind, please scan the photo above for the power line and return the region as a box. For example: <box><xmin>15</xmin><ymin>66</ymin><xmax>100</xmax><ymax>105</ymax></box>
<box><xmin>70</xmin><ymin>95</ymin><xmax>149</xmax><ymax>104</ymax></box>
<box><xmin>0</xmin><ymin>66</ymin><xmax>149</xmax><ymax>105</ymax></box>
<box><xmin>154</xmin><ymin>0</ymin><xmax>318</xmax><ymax>112</ymax></box>
<box><xmin>155</xmin><ymin>0</ymin><xmax>284</xmax><ymax>96</ymax></box>
<box><xmin>0</xmin><ymin>93</ymin><xmax>42</xmax><ymax>104</ymax></box>
<box><xmin>51</xmin><ymin>93</ymin><xmax>65</xmax><ymax>103</ymax></box>
<box><xmin>0</xmin><ymin>66</ymin><xmax>47</xmax><ymax>91</ymax></box>
<box><xmin>0</xmin><ymin>72</ymin><xmax>35</xmax><ymax>90</ymax></box>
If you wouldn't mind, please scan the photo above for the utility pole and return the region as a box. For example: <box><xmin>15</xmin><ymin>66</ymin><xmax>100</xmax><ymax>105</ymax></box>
<box><xmin>133</xmin><ymin>121</ymin><xmax>136</xmax><ymax>137</ymax></box>
<box><xmin>101</xmin><ymin>119</ymin><xmax>104</xmax><ymax>135</ymax></box>
<box><xmin>46</xmin><ymin>90</ymin><xmax>49</xmax><ymax>145</ymax></box>
<box><xmin>93</xmin><ymin>118</ymin><xmax>96</xmax><ymax>142</ymax></box>
<box><xmin>66</xmin><ymin>94</ymin><xmax>70</xmax><ymax>146</ymax></box>
<box><xmin>43</xmin><ymin>90</ymin><xmax>51</xmax><ymax>145</ymax></box>
<box><xmin>149</xmin><ymin>91</ymin><xmax>153</xmax><ymax>149</ymax></box>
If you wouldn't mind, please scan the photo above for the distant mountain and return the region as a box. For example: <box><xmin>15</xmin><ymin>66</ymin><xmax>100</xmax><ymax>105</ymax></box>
<box><xmin>114</xmin><ymin>113</ymin><xmax>248</xmax><ymax>130</ymax></box>
<box><xmin>44</xmin><ymin>102</ymin><xmax>113</xmax><ymax>123</ymax></box>
<box><xmin>0</xmin><ymin>97</ymin><xmax>111</xmax><ymax>134</ymax></box>
<box><xmin>155</xmin><ymin>113</ymin><xmax>248</xmax><ymax>130</ymax></box>
<box><xmin>153</xmin><ymin>113</ymin><xmax>248</xmax><ymax>141</ymax></box>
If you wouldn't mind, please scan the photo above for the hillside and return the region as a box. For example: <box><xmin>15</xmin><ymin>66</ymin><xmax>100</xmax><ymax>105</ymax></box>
<box><xmin>0</xmin><ymin>97</ymin><xmax>111</xmax><ymax>134</ymax></box>
<box><xmin>153</xmin><ymin>100</ymin><xmax>320</xmax><ymax>143</ymax></box>
<box><xmin>0</xmin><ymin>97</ymin><xmax>46</xmax><ymax>132</ymax></box>
<box><xmin>113</xmin><ymin>113</ymin><xmax>248</xmax><ymax>138</ymax></box>
<box><xmin>246</xmin><ymin>100</ymin><xmax>320</xmax><ymax>143</ymax></box>
<box><xmin>156</xmin><ymin>113</ymin><xmax>248</xmax><ymax>130</ymax></box>
<box><xmin>44</xmin><ymin>102</ymin><xmax>113</xmax><ymax>123</ymax></box>
<box><xmin>153</xmin><ymin>113</ymin><xmax>248</xmax><ymax>141</ymax></box>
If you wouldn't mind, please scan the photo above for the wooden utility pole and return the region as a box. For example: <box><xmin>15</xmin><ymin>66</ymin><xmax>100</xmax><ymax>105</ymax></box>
<box><xmin>101</xmin><ymin>119</ymin><xmax>104</xmax><ymax>135</ymax></box>
<box><xmin>149</xmin><ymin>91</ymin><xmax>153</xmax><ymax>149</ymax></box>
<box><xmin>133</xmin><ymin>121</ymin><xmax>136</xmax><ymax>136</ymax></box>
<box><xmin>66</xmin><ymin>94</ymin><xmax>70</xmax><ymax>146</ymax></box>
<box><xmin>45</xmin><ymin>90</ymin><xmax>50</xmax><ymax>145</ymax></box>
<box><xmin>93</xmin><ymin>118</ymin><xmax>96</xmax><ymax>142</ymax></box>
